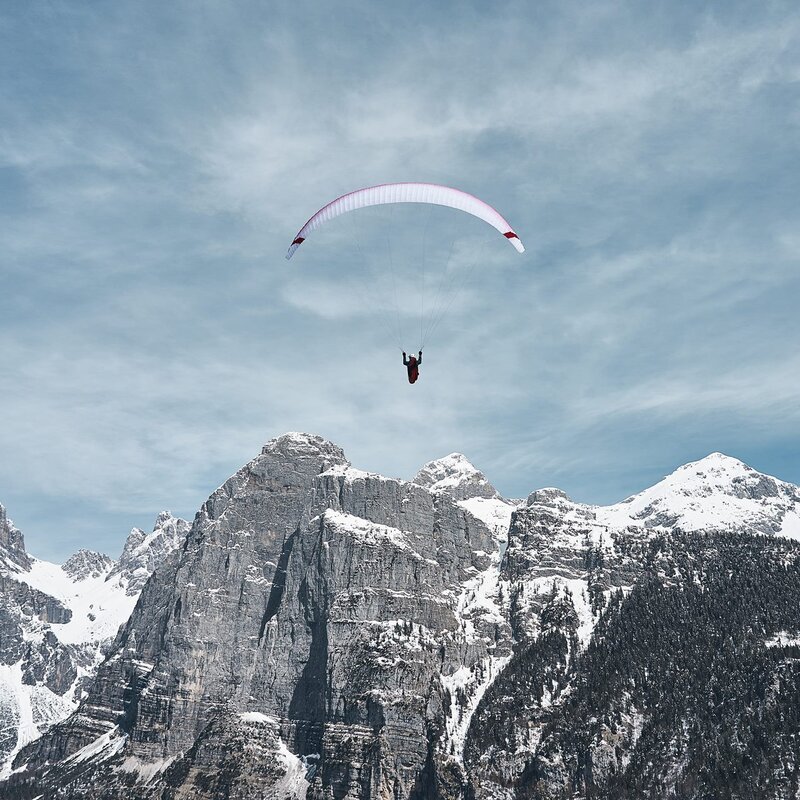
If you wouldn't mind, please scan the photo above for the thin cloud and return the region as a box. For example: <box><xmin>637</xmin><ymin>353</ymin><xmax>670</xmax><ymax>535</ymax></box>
<box><xmin>1</xmin><ymin>1</ymin><xmax>798</xmax><ymax>560</ymax></box>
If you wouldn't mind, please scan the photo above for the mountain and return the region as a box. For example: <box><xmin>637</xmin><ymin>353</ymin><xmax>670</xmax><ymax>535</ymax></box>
<box><xmin>0</xmin><ymin>507</ymin><xmax>187</xmax><ymax>777</ymax></box>
<box><xmin>2</xmin><ymin>441</ymin><xmax>800</xmax><ymax>799</ymax></box>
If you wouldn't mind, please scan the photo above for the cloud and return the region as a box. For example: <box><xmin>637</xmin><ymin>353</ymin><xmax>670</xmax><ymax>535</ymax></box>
<box><xmin>1</xmin><ymin>0</ymin><xmax>799</xmax><ymax>559</ymax></box>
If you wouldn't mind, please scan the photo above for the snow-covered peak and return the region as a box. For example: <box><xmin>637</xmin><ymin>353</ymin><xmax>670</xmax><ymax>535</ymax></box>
<box><xmin>597</xmin><ymin>453</ymin><xmax>800</xmax><ymax>537</ymax></box>
<box><xmin>651</xmin><ymin>452</ymin><xmax>754</xmax><ymax>490</ymax></box>
<box><xmin>414</xmin><ymin>453</ymin><xmax>499</xmax><ymax>502</ymax></box>
<box><xmin>109</xmin><ymin>511</ymin><xmax>189</xmax><ymax>595</ymax></box>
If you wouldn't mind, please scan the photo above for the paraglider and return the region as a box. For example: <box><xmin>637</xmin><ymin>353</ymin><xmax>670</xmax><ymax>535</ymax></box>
<box><xmin>403</xmin><ymin>351</ymin><xmax>422</xmax><ymax>384</ymax></box>
<box><xmin>285</xmin><ymin>183</ymin><xmax>523</xmax><ymax>382</ymax></box>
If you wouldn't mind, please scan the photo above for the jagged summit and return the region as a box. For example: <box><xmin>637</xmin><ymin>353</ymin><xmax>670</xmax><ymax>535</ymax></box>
<box><xmin>413</xmin><ymin>453</ymin><xmax>515</xmax><ymax>539</ymax></box>
<box><xmin>108</xmin><ymin>511</ymin><xmax>190</xmax><ymax>595</ymax></box>
<box><xmin>153</xmin><ymin>510</ymin><xmax>176</xmax><ymax>527</ymax></box>
<box><xmin>61</xmin><ymin>549</ymin><xmax>113</xmax><ymax>581</ymax></box>
<box><xmin>413</xmin><ymin>452</ymin><xmax>499</xmax><ymax>502</ymax></box>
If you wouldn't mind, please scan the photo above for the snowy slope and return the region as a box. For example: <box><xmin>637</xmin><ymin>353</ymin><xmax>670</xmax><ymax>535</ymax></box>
<box><xmin>20</xmin><ymin>558</ymin><xmax>138</xmax><ymax>647</ymax></box>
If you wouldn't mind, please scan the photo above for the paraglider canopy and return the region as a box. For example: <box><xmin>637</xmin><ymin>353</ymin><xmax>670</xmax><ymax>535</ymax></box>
<box><xmin>286</xmin><ymin>182</ymin><xmax>524</xmax><ymax>260</ymax></box>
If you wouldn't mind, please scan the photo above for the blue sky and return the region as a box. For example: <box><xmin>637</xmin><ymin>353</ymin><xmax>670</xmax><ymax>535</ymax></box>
<box><xmin>2</xmin><ymin>1</ymin><xmax>799</xmax><ymax>561</ymax></box>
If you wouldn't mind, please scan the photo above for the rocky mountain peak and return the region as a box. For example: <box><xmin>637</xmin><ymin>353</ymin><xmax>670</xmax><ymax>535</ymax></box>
<box><xmin>261</xmin><ymin>432</ymin><xmax>348</xmax><ymax>465</ymax></box>
<box><xmin>413</xmin><ymin>452</ymin><xmax>499</xmax><ymax>501</ymax></box>
<box><xmin>153</xmin><ymin>510</ymin><xmax>174</xmax><ymax>527</ymax></box>
<box><xmin>61</xmin><ymin>549</ymin><xmax>113</xmax><ymax>581</ymax></box>
<box><xmin>108</xmin><ymin>511</ymin><xmax>189</xmax><ymax>595</ymax></box>
<box><xmin>0</xmin><ymin>503</ymin><xmax>31</xmax><ymax>572</ymax></box>
<box><xmin>526</xmin><ymin>487</ymin><xmax>574</xmax><ymax>508</ymax></box>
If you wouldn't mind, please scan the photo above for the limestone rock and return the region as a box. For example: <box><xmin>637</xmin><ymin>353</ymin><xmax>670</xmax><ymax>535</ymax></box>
<box><xmin>413</xmin><ymin>453</ymin><xmax>499</xmax><ymax>502</ymax></box>
<box><xmin>0</xmin><ymin>504</ymin><xmax>30</xmax><ymax>572</ymax></box>
<box><xmin>109</xmin><ymin>511</ymin><xmax>190</xmax><ymax>595</ymax></box>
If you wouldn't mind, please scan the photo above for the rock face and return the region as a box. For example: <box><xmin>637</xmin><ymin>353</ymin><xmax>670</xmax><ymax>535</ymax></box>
<box><xmin>0</xmin><ymin>507</ymin><xmax>188</xmax><ymax>777</ymax></box>
<box><xmin>0</xmin><ymin>504</ymin><xmax>30</xmax><ymax>572</ymax></box>
<box><xmin>3</xmin><ymin>443</ymin><xmax>800</xmax><ymax>799</ymax></box>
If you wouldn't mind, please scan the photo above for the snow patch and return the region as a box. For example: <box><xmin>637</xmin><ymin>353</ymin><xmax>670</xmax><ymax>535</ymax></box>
<box><xmin>64</xmin><ymin>726</ymin><xmax>127</xmax><ymax>765</ymax></box>
<box><xmin>275</xmin><ymin>736</ymin><xmax>312</xmax><ymax>798</ymax></box>
<box><xmin>239</xmin><ymin>711</ymin><xmax>278</xmax><ymax>724</ymax></box>
<box><xmin>765</xmin><ymin>631</ymin><xmax>800</xmax><ymax>648</ymax></box>
<box><xmin>779</xmin><ymin>510</ymin><xmax>800</xmax><ymax>540</ymax></box>
<box><xmin>441</xmin><ymin>654</ymin><xmax>512</xmax><ymax>764</ymax></box>
<box><xmin>323</xmin><ymin>510</ymin><xmax>421</xmax><ymax>557</ymax></box>
<box><xmin>236</xmin><ymin>712</ymin><xmax>310</xmax><ymax>797</ymax></box>
<box><xmin>458</xmin><ymin>497</ymin><xmax>515</xmax><ymax>539</ymax></box>
<box><xmin>320</xmin><ymin>464</ymin><xmax>387</xmax><ymax>482</ymax></box>
<box><xmin>562</xmin><ymin>578</ymin><xmax>595</xmax><ymax>646</ymax></box>
<box><xmin>118</xmin><ymin>755</ymin><xmax>174</xmax><ymax>782</ymax></box>
<box><xmin>20</xmin><ymin>558</ymin><xmax>137</xmax><ymax>646</ymax></box>
<box><xmin>0</xmin><ymin>661</ymin><xmax>78</xmax><ymax>777</ymax></box>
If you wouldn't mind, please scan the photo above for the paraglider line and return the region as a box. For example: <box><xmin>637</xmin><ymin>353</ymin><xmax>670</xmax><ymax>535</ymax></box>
<box><xmin>345</xmin><ymin>219</ymin><xmax>402</xmax><ymax>349</ymax></box>
<box><xmin>420</xmin><ymin>206</ymin><xmax>432</xmax><ymax>351</ymax></box>
<box><xmin>420</xmin><ymin>236</ymin><xmax>457</xmax><ymax>348</ymax></box>
<box><xmin>386</xmin><ymin>205</ymin><xmax>403</xmax><ymax>350</ymax></box>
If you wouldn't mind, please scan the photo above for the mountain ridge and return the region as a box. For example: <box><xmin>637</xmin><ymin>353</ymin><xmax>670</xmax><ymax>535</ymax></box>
<box><xmin>2</xmin><ymin>434</ymin><xmax>799</xmax><ymax>798</ymax></box>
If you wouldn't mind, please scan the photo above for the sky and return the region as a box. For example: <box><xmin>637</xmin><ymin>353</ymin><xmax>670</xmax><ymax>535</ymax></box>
<box><xmin>1</xmin><ymin>1</ymin><xmax>799</xmax><ymax>561</ymax></box>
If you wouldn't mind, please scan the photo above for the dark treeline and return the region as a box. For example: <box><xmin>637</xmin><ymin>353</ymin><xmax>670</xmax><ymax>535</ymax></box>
<box><xmin>470</xmin><ymin>531</ymin><xmax>800</xmax><ymax>799</ymax></box>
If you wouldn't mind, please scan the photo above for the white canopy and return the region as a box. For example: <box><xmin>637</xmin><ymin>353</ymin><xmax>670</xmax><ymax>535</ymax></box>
<box><xmin>286</xmin><ymin>182</ymin><xmax>524</xmax><ymax>260</ymax></box>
